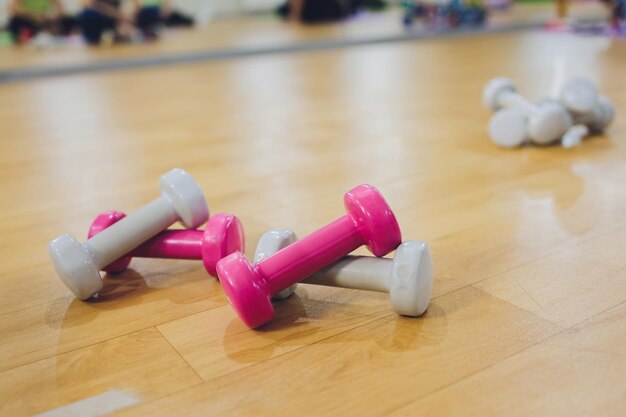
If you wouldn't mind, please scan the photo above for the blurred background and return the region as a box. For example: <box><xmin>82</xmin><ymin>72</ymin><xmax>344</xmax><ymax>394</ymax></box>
<box><xmin>0</xmin><ymin>0</ymin><xmax>620</xmax><ymax>79</ymax></box>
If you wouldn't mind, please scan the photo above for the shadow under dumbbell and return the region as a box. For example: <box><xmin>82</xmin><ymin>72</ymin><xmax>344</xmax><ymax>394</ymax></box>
<box><xmin>223</xmin><ymin>286</ymin><xmax>373</xmax><ymax>338</ymax></box>
<box><xmin>221</xmin><ymin>287</ymin><xmax>445</xmax><ymax>364</ymax></box>
<box><xmin>254</xmin><ymin>287</ymin><xmax>388</xmax><ymax>333</ymax></box>
<box><xmin>91</xmin><ymin>261</ymin><xmax>209</xmax><ymax>304</ymax></box>
<box><xmin>93</xmin><ymin>270</ymin><xmax>152</xmax><ymax>302</ymax></box>
<box><xmin>221</xmin><ymin>292</ymin><xmax>312</xmax><ymax>363</ymax></box>
<box><xmin>225</xmin><ymin>290</ymin><xmax>309</xmax><ymax>331</ymax></box>
<box><xmin>43</xmin><ymin>270</ymin><xmax>150</xmax><ymax>333</ymax></box>
<box><xmin>375</xmin><ymin>301</ymin><xmax>446</xmax><ymax>353</ymax></box>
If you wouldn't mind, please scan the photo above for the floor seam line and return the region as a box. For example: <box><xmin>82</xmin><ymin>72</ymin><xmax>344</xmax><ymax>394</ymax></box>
<box><xmin>384</xmin><ymin>298</ymin><xmax>626</xmax><ymax>415</ymax></box>
<box><xmin>0</xmin><ymin>303</ymin><xmax>227</xmax><ymax>373</ymax></box>
<box><xmin>155</xmin><ymin>326</ymin><xmax>205</xmax><ymax>382</ymax></box>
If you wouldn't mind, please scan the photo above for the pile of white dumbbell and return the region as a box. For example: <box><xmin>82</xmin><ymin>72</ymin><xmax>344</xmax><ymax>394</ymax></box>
<box><xmin>483</xmin><ymin>77</ymin><xmax>614</xmax><ymax>149</ymax></box>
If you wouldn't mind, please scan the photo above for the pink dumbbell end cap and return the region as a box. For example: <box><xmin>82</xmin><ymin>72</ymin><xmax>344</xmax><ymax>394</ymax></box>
<box><xmin>217</xmin><ymin>251</ymin><xmax>274</xmax><ymax>329</ymax></box>
<box><xmin>344</xmin><ymin>184</ymin><xmax>401</xmax><ymax>257</ymax></box>
<box><xmin>201</xmin><ymin>214</ymin><xmax>245</xmax><ymax>276</ymax></box>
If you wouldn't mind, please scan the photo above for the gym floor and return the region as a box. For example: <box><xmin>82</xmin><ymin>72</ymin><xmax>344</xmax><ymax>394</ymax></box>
<box><xmin>1</xmin><ymin>5</ymin><xmax>625</xmax><ymax>417</ymax></box>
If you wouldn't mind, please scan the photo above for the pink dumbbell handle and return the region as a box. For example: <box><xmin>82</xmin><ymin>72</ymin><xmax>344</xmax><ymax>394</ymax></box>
<box><xmin>90</xmin><ymin>212</ymin><xmax>244</xmax><ymax>277</ymax></box>
<box><xmin>257</xmin><ymin>215</ymin><xmax>363</xmax><ymax>295</ymax></box>
<box><xmin>128</xmin><ymin>229</ymin><xmax>203</xmax><ymax>259</ymax></box>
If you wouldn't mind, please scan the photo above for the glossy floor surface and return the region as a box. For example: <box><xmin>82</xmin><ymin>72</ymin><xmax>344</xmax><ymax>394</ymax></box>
<box><xmin>1</xmin><ymin>22</ymin><xmax>625</xmax><ymax>417</ymax></box>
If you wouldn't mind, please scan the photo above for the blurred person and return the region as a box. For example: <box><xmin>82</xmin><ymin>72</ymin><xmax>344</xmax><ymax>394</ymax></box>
<box><xmin>277</xmin><ymin>0</ymin><xmax>353</xmax><ymax>23</ymax></box>
<box><xmin>277</xmin><ymin>0</ymin><xmax>385</xmax><ymax>23</ymax></box>
<box><xmin>132</xmin><ymin>0</ymin><xmax>193</xmax><ymax>40</ymax></box>
<box><xmin>79</xmin><ymin>0</ymin><xmax>133</xmax><ymax>45</ymax></box>
<box><xmin>600</xmin><ymin>0</ymin><xmax>625</xmax><ymax>29</ymax></box>
<box><xmin>8</xmin><ymin>0</ymin><xmax>77</xmax><ymax>44</ymax></box>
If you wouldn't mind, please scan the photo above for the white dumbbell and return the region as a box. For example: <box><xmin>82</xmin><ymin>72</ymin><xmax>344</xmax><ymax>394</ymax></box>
<box><xmin>490</xmin><ymin>109</ymin><xmax>588</xmax><ymax>149</ymax></box>
<box><xmin>255</xmin><ymin>229</ymin><xmax>433</xmax><ymax>317</ymax></box>
<box><xmin>576</xmin><ymin>96</ymin><xmax>614</xmax><ymax>132</ymax></box>
<box><xmin>487</xmin><ymin>107</ymin><xmax>528</xmax><ymax>148</ymax></box>
<box><xmin>559</xmin><ymin>78</ymin><xmax>614</xmax><ymax>132</ymax></box>
<box><xmin>483</xmin><ymin>78</ymin><xmax>572</xmax><ymax>146</ymax></box>
<box><xmin>533</xmin><ymin>98</ymin><xmax>589</xmax><ymax>148</ymax></box>
<box><xmin>559</xmin><ymin>77</ymin><xmax>599</xmax><ymax>115</ymax></box>
<box><xmin>48</xmin><ymin>168</ymin><xmax>209</xmax><ymax>300</ymax></box>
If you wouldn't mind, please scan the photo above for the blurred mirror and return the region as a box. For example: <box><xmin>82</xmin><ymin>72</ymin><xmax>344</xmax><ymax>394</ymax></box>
<box><xmin>0</xmin><ymin>0</ymin><xmax>615</xmax><ymax>81</ymax></box>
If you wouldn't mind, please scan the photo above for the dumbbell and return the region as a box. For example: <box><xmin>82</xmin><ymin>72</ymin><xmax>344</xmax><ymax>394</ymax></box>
<box><xmin>487</xmin><ymin>108</ymin><xmax>528</xmax><ymax>148</ymax></box>
<box><xmin>558</xmin><ymin>78</ymin><xmax>614</xmax><ymax>132</ymax></box>
<box><xmin>559</xmin><ymin>77</ymin><xmax>599</xmax><ymax>115</ymax></box>
<box><xmin>88</xmin><ymin>211</ymin><xmax>244</xmax><ymax>276</ymax></box>
<box><xmin>575</xmin><ymin>96</ymin><xmax>614</xmax><ymax>132</ymax></box>
<box><xmin>49</xmin><ymin>168</ymin><xmax>209</xmax><ymax>300</ymax></box>
<box><xmin>483</xmin><ymin>77</ymin><xmax>572</xmax><ymax>146</ymax></box>
<box><xmin>257</xmin><ymin>229</ymin><xmax>433</xmax><ymax>316</ymax></box>
<box><xmin>216</xmin><ymin>184</ymin><xmax>402</xmax><ymax>328</ymax></box>
<box><xmin>489</xmin><ymin>106</ymin><xmax>586</xmax><ymax>149</ymax></box>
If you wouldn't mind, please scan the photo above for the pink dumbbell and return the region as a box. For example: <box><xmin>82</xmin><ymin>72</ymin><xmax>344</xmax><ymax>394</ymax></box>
<box><xmin>216</xmin><ymin>184</ymin><xmax>402</xmax><ymax>328</ymax></box>
<box><xmin>89</xmin><ymin>211</ymin><xmax>244</xmax><ymax>276</ymax></box>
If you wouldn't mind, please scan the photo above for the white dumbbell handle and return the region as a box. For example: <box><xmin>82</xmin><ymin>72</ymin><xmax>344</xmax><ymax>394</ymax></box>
<box><xmin>303</xmin><ymin>256</ymin><xmax>392</xmax><ymax>293</ymax></box>
<box><xmin>497</xmin><ymin>90</ymin><xmax>538</xmax><ymax>116</ymax></box>
<box><xmin>86</xmin><ymin>197</ymin><xmax>179</xmax><ymax>268</ymax></box>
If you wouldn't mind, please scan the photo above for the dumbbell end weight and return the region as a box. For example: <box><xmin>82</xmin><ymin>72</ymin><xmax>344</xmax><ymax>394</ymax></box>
<box><xmin>482</xmin><ymin>77</ymin><xmax>515</xmax><ymax>110</ymax></box>
<box><xmin>560</xmin><ymin>77</ymin><xmax>598</xmax><ymax>115</ymax></box>
<box><xmin>344</xmin><ymin>184</ymin><xmax>402</xmax><ymax>258</ymax></box>
<box><xmin>49</xmin><ymin>234</ymin><xmax>102</xmax><ymax>300</ymax></box>
<box><xmin>390</xmin><ymin>240</ymin><xmax>433</xmax><ymax>317</ymax></box>
<box><xmin>159</xmin><ymin>168</ymin><xmax>209</xmax><ymax>229</ymax></box>
<box><xmin>488</xmin><ymin>108</ymin><xmax>528</xmax><ymax>148</ymax></box>
<box><xmin>590</xmin><ymin>96</ymin><xmax>614</xmax><ymax>131</ymax></box>
<box><xmin>528</xmin><ymin>103</ymin><xmax>572</xmax><ymax>145</ymax></box>
<box><xmin>202</xmin><ymin>214</ymin><xmax>245</xmax><ymax>276</ymax></box>
<box><xmin>217</xmin><ymin>251</ymin><xmax>275</xmax><ymax>329</ymax></box>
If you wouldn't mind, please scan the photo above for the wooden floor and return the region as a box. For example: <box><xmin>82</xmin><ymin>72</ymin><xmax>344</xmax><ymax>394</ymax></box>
<box><xmin>1</xmin><ymin>25</ymin><xmax>626</xmax><ymax>417</ymax></box>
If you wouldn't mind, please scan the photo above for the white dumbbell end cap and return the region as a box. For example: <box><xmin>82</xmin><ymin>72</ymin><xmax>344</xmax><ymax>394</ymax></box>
<box><xmin>255</xmin><ymin>229</ymin><xmax>298</xmax><ymax>300</ymax></box>
<box><xmin>592</xmin><ymin>96</ymin><xmax>615</xmax><ymax>131</ymax></box>
<box><xmin>482</xmin><ymin>78</ymin><xmax>516</xmax><ymax>110</ymax></box>
<box><xmin>159</xmin><ymin>168</ymin><xmax>209</xmax><ymax>229</ymax></box>
<box><xmin>488</xmin><ymin>108</ymin><xmax>528</xmax><ymax>148</ymax></box>
<box><xmin>560</xmin><ymin>77</ymin><xmax>598</xmax><ymax>114</ymax></box>
<box><xmin>48</xmin><ymin>234</ymin><xmax>102</xmax><ymax>300</ymax></box>
<box><xmin>529</xmin><ymin>104</ymin><xmax>571</xmax><ymax>145</ymax></box>
<box><xmin>389</xmin><ymin>240</ymin><xmax>433</xmax><ymax>317</ymax></box>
